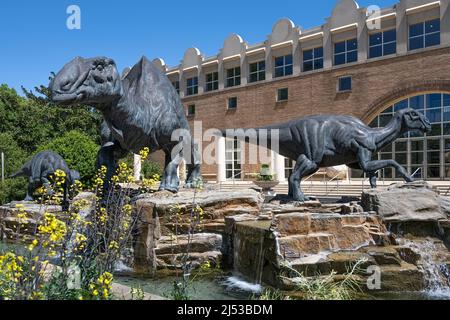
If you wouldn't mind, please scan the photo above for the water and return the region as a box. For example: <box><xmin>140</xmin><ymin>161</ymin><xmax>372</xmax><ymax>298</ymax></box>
<box><xmin>115</xmin><ymin>274</ymin><xmax>257</xmax><ymax>300</ymax></box>
<box><xmin>401</xmin><ymin>239</ymin><xmax>450</xmax><ymax>298</ymax></box>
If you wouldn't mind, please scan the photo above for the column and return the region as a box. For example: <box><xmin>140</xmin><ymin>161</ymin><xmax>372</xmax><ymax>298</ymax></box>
<box><xmin>442</xmin><ymin>0</ymin><xmax>450</xmax><ymax>46</ymax></box>
<box><xmin>272</xmin><ymin>152</ymin><xmax>286</xmax><ymax>182</ymax></box>
<box><xmin>397</xmin><ymin>6</ymin><xmax>408</xmax><ymax>55</ymax></box>
<box><xmin>133</xmin><ymin>154</ymin><xmax>142</xmax><ymax>181</ymax></box>
<box><xmin>217</xmin><ymin>136</ymin><xmax>226</xmax><ymax>183</ymax></box>
<box><xmin>323</xmin><ymin>29</ymin><xmax>333</xmax><ymax>69</ymax></box>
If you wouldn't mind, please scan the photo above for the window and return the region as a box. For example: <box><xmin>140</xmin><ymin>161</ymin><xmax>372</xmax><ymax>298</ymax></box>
<box><xmin>226</xmin><ymin>138</ymin><xmax>242</xmax><ymax>180</ymax></box>
<box><xmin>334</xmin><ymin>38</ymin><xmax>358</xmax><ymax>66</ymax></box>
<box><xmin>228</xmin><ymin>97</ymin><xmax>238</xmax><ymax>110</ymax></box>
<box><xmin>171</xmin><ymin>81</ymin><xmax>180</xmax><ymax>94</ymax></box>
<box><xmin>274</xmin><ymin>55</ymin><xmax>293</xmax><ymax>78</ymax></box>
<box><xmin>226</xmin><ymin>67</ymin><xmax>241</xmax><ymax>88</ymax></box>
<box><xmin>277</xmin><ymin>88</ymin><xmax>289</xmax><ymax>102</ymax></box>
<box><xmin>285</xmin><ymin>158</ymin><xmax>295</xmax><ymax>179</ymax></box>
<box><xmin>186</xmin><ymin>77</ymin><xmax>198</xmax><ymax>96</ymax></box>
<box><xmin>338</xmin><ymin>76</ymin><xmax>352</xmax><ymax>92</ymax></box>
<box><xmin>205</xmin><ymin>72</ymin><xmax>219</xmax><ymax>92</ymax></box>
<box><xmin>409</xmin><ymin>19</ymin><xmax>440</xmax><ymax>51</ymax></box>
<box><xmin>249</xmin><ymin>61</ymin><xmax>266</xmax><ymax>83</ymax></box>
<box><xmin>187</xmin><ymin>104</ymin><xmax>195</xmax><ymax>117</ymax></box>
<box><xmin>365</xmin><ymin>93</ymin><xmax>450</xmax><ymax>181</ymax></box>
<box><xmin>303</xmin><ymin>47</ymin><xmax>324</xmax><ymax>72</ymax></box>
<box><xmin>369</xmin><ymin>29</ymin><xmax>397</xmax><ymax>58</ymax></box>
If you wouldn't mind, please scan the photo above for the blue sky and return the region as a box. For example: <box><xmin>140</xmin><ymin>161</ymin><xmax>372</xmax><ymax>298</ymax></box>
<box><xmin>0</xmin><ymin>0</ymin><xmax>398</xmax><ymax>93</ymax></box>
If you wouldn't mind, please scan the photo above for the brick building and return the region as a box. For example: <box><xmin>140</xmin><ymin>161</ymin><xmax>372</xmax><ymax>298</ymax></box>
<box><xmin>151</xmin><ymin>0</ymin><xmax>450</xmax><ymax>183</ymax></box>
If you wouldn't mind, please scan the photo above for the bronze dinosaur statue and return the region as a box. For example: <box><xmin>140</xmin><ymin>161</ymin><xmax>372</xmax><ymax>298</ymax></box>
<box><xmin>10</xmin><ymin>150</ymin><xmax>80</xmax><ymax>206</ymax></box>
<box><xmin>225</xmin><ymin>109</ymin><xmax>431</xmax><ymax>201</ymax></box>
<box><xmin>50</xmin><ymin>56</ymin><xmax>201</xmax><ymax>192</ymax></box>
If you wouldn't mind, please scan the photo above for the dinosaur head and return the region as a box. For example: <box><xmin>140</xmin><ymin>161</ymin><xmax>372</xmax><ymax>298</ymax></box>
<box><xmin>50</xmin><ymin>57</ymin><xmax>122</xmax><ymax>108</ymax></box>
<box><xmin>399</xmin><ymin>108</ymin><xmax>432</xmax><ymax>133</ymax></box>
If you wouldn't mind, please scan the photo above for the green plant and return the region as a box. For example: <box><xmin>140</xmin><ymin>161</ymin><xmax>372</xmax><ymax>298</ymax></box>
<box><xmin>0</xmin><ymin>149</ymin><xmax>157</xmax><ymax>300</ymax></box>
<box><xmin>280</xmin><ymin>258</ymin><xmax>367</xmax><ymax>300</ymax></box>
<box><xmin>37</xmin><ymin>130</ymin><xmax>99</xmax><ymax>183</ymax></box>
<box><xmin>254</xmin><ymin>288</ymin><xmax>291</xmax><ymax>300</ymax></box>
<box><xmin>0</xmin><ymin>132</ymin><xmax>29</xmax><ymax>204</ymax></box>
<box><xmin>130</xmin><ymin>286</ymin><xmax>145</xmax><ymax>300</ymax></box>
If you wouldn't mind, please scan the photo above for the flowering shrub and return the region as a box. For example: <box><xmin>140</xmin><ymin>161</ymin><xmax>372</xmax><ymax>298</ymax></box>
<box><xmin>0</xmin><ymin>149</ymin><xmax>158</xmax><ymax>300</ymax></box>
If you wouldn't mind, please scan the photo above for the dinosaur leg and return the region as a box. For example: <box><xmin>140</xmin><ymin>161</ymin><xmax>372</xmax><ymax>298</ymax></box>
<box><xmin>348</xmin><ymin>162</ymin><xmax>378</xmax><ymax>188</ymax></box>
<box><xmin>185</xmin><ymin>141</ymin><xmax>202</xmax><ymax>188</ymax></box>
<box><xmin>24</xmin><ymin>177</ymin><xmax>36</xmax><ymax>201</ymax></box>
<box><xmin>96</xmin><ymin>142</ymin><xmax>126</xmax><ymax>193</ymax></box>
<box><xmin>289</xmin><ymin>155</ymin><xmax>318</xmax><ymax>202</ymax></box>
<box><xmin>357</xmin><ymin>148</ymin><xmax>413</xmax><ymax>184</ymax></box>
<box><xmin>369</xmin><ymin>172</ymin><xmax>378</xmax><ymax>188</ymax></box>
<box><xmin>160</xmin><ymin>149</ymin><xmax>182</xmax><ymax>193</ymax></box>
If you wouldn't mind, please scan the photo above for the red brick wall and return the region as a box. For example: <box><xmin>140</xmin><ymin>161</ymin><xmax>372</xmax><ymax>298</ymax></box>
<box><xmin>165</xmin><ymin>47</ymin><xmax>450</xmax><ymax>179</ymax></box>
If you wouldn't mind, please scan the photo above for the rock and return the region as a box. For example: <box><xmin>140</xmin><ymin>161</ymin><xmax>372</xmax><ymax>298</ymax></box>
<box><xmin>378</xmin><ymin>263</ymin><xmax>425</xmax><ymax>292</ymax></box>
<box><xmin>272</xmin><ymin>213</ymin><xmax>311</xmax><ymax>236</ymax></box>
<box><xmin>155</xmin><ymin>233</ymin><xmax>222</xmax><ymax>255</ymax></box>
<box><xmin>133</xmin><ymin>198</ymin><xmax>161</xmax><ymax>274</ymax></box>
<box><xmin>134</xmin><ymin>189</ymin><xmax>263</xmax><ymax>236</ymax></box>
<box><xmin>361</xmin><ymin>182</ymin><xmax>447</xmax><ymax>223</ymax></box>
<box><xmin>157</xmin><ymin>251</ymin><xmax>222</xmax><ymax>270</ymax></box>
<box><xmin>0</xmin><ymin>201</ymin><xmax>63</xmax><ymax>243</ymax></box>
<box><xmin>111</xmin><ymin>283</ymin><xmax>167</xmax><ymax>300</ymax></box>
<box><xmin>363</xmin><ymin>247</ymin><xmax>403</xmax><ymax>266</ymax></box>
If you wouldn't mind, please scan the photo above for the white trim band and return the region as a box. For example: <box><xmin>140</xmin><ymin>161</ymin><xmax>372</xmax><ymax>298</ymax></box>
<box><xmin>202</xmin><ymin>60</ymin><xmax>219</xmax><ymax>67</ymax></box>
<box><xmin>330</xmin><ymin>23</ymin><xmax>358</xmax><ymax>33</ymax></box>
<box><xmin>246</xmin><ymin>47</ymin><xmax>266</xmax><ymax>56</ymax></box>
<box><xmin>182</xmin><ymin>66</ymin><xmax>198</xmax><ymax>72</ymax></box>
<box><xmin>366</xmin><ymin>12</ymin><xmax>396</xmax><ymax>23</ymax></box>
<box><xmin>299</xmin><ymin>32</ymin><xmax>324</xmax><ymax>41</ymax></box>
<box><xmin>270</xmin><ymin>40</ymin><xmax>294</xmax><ymax>49</ymax></box>
<box><xmin>406</xmin><ymin>1</ymin><xmax>440</xmax><ymax>14</ymax></box>
<box><xmin>223</xmin><ymin>54</ymin><xmax>241</xmax><ymax>62</ymax></box>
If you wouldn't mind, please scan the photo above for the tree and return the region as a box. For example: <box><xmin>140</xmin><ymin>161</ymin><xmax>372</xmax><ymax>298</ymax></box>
<box><xmin>37</xmin><ymin>131</ymin><xmax>99</xmax><ymax>182</ymax></box>
<box><xmin>0</xmin><ymin>133</ymin><xmax>28</xmax><ymax>204</ymax></box>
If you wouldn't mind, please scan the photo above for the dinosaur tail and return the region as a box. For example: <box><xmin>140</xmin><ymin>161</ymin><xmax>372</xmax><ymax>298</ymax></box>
<box><xmin>9</xmin><ymin>166</ymin><xmax>26</xmax><ymax>179</ymax></box>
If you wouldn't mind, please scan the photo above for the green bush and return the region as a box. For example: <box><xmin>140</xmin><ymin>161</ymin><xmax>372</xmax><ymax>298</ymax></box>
<box><xmin>37</xmin><ymin>131</ymin><xmax>99</xmax><ymax>182</ymax></box>
<box><xmin>142</xmin><ymin>160</ymin><xmax>163</xmax><ymax>179</ymax></box>
<box><xmin>0</xmin><ymin>179</ymin><xmax>27</xmax><ymax>205</ymax></box>
<box><xmin>0</xmin><ymin>133</ymin><xmax>28</xmax><ymax>204</ymax></box>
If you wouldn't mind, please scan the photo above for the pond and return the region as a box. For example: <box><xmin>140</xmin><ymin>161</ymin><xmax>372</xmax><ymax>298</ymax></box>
<box><xmin>115</xmin><ymin>273</ymin><xmax>450</xmax><ymax>301</ymax></box>
<box><xmin>115</xmin><ymin>274</ymin><xmax>260</xmax><ymax>300</ymax></box>
<box><xmin>2</xmin><ymin>241</ymin><xmax>450</xmax><ymax>301</ymax></box>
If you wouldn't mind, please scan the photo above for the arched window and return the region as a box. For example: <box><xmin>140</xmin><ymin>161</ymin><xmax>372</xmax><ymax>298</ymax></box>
<box><xmin>353</xmin><ymin>93</ymin><xmax>450</xmax><ymax>180</ymax></box>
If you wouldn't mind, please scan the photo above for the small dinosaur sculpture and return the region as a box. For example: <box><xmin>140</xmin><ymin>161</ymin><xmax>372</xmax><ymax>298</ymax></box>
<box><xmin>10</xmin><ymin>150</ymin><xmax>80</xmax><ymax>205</ymax></box>
<box><xmin>50</xmin><ymin>56</ymin><xmax>201</xmax><ymax>192</ymax></box>
<box><xmin>225</xmin><ymin>109</ymin><xmax>431</xmax><ymax>201</ymax></box>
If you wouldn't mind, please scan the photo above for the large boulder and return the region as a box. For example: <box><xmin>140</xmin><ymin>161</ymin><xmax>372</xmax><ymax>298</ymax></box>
<box><xmin>131</xmin><ymin>189</ymin><xmax>263</xmax><ymax>274</ymax></box>
<box><xmin>361</xmin><ymin>182</ymin><xmax>448</xmax><ymax>223</ymax></box>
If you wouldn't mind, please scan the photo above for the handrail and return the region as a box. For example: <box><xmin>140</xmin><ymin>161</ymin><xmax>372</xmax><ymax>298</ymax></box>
<box><xmin>411</xmin><ymin>167</ymin><xmax>423</xmax><ymax>179</ymax></box>
<box><xmin>219</xmin><ymin>170</ymin><xmax>244</xmax><ymax>191</ymax></box>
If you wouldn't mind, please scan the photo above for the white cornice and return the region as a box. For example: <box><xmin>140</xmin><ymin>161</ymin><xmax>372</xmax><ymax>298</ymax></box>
<box><xmin>406</xmin><ymin>1</ymin><xmax>440</xmax><ymax>15</ymax></box>
<box><xmin>330</xmin><ymin>23</ymin><xmax>358</xmax><ymax>33</ymax></box>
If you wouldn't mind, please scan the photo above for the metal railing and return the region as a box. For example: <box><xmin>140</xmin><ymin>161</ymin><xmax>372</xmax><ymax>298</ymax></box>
<box><xmin>218</xmin><ymin>171</ymin><xmax>244</xmax><ymax>191</ymax></box>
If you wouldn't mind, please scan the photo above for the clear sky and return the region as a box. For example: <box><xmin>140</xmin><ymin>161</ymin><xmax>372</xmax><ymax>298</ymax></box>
<box><xmin>0</xmin><ymin>0</ymin><xmax>399</xmax><ymax>93</ymax></box>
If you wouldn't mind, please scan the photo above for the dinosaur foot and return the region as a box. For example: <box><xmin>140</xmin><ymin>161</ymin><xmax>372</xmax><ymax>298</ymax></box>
<box><xmin>158</xmin><ymin>186</ymin><xmax>179</xmax><ymax>194</ymax></box>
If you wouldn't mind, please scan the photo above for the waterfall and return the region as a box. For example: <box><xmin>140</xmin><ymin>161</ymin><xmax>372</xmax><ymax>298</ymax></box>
<box><xmin>403</xmin><ymin>239</ymin><xmax>450</xmax><ymax>298</ymax></box>
<box><xmin>255</xmin><ymin>232</ymin><xmax>266</xmax><ymax>285</ymax></box>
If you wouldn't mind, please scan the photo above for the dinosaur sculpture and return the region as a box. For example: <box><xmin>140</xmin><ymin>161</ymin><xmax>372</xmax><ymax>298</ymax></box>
<box><xmin>10</xmin><ymin>150</ymin><xmax>81</xmax><ymax>205</ymax></box>
<box><xmin>225</xmin><ymin>109</ymin><xmax>431</xmax><ymax>201</ymax></box>
<box><xmin>50</xmin><ymin>56</ymin><xmax>201</xmax><ymax>192</ymax></box>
